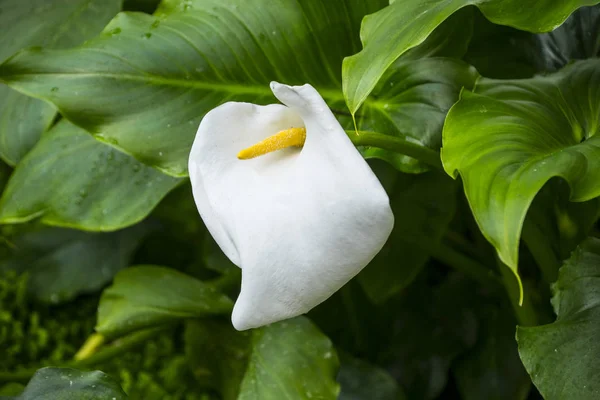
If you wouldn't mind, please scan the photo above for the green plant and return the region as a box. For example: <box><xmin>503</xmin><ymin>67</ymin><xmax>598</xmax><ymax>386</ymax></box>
<box><xmin>0</xmin><ymin>0</ymin><xmax>599</xmax><ymax>398</ymax></box>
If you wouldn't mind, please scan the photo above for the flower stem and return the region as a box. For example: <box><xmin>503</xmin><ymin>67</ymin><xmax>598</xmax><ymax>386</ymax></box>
<box><xmin>74</xmin><ymin>333</ymin><xmax>105</xmax><ymax>361</ymax></box>
<box><xmin>0</xmin><ymin>327</ymin><xmax>168</xmax><ymax>384</ymax></box>
<box><xmin>75</xmin><ymin>327</ymin><xmax>167</xmax><ymax>367</ymax></box>
<box><xmin>345</xmin><ymin>130</ymin><xmax>443</xmax><ymax>170</ymax></box>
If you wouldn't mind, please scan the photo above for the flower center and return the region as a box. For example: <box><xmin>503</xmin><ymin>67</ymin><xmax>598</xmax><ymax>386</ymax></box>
<box><xmin>237</xmin><ymin>127</ymin><xmax>306</xmax><ymax>160</ymax></box>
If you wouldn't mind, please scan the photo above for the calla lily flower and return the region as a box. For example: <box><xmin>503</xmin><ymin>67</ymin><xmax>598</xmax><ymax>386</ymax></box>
<box><xmin>189</xmin><ymin>82</ymin><xmax>394</xmax><ymax>330</ymax></box>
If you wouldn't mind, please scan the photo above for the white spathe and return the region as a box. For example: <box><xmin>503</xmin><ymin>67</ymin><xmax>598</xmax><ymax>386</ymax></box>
<box><xmin>189</xmin><ymin>82</ymin><xmax>394</xmax><ymax>330</ymax></box>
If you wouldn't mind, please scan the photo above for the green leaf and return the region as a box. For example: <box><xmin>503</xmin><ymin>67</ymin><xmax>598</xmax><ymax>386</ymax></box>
<box><xmin>350</xmin><ymin>58</ymin><xmax>478</xmax><ymax>173</ymax></box>
<box><xmin>442</xmin><ymin>59</ymin><xmax>600</xmax><ymax>283</ymax></box>
<box><xmin>453</xmin><ymin>303</ymin><xmax>531</xmax><ymax>400</ymax></box>
<box><xmin>338</xmin><ymin>354</ymin><xmax>406</xmax><ymax>400</ymax></box>
<box><xmin>238</xmin><ymin>317</ymin><xmax>340</xmax><ymax>400</ymax></box>
<box><xmin>96</xmin><ymin>265</ymin><xmax>233</xmax><ymax>338</ymax></box>
<box><xmin>184</xmin><ymin>320</ymin><xmax>251</xmax><ymax>400</ymax></box>
<box><xmin>342</xmin><ymin>0</ymin><xmax>600</xmax><ymax>114</ymax></box>
<box><xmin>0</xmin><ymin>0</ymin><xmax>475</xmax><ymax>174</ymax></box>
<box><xmin>358</xmin><ymin>169</ymin><xmax>457</xmax><ymax>303</ymax></box>
<box><xmin>0</xmin><ymin>87</ymin><xmax>55</xmax><ymax>165</ymax></box>
<box><xmin>0</xmin><ymin>223</ymin><xmax>151</xmax><ymax>303</ymax></box>
<box><xmin>0</xmin><ymin>0</ymin><xmax>387</xmax><ymax>176</ymax></box>
<box><xmin>0</xmin><ymin>0</ymin><xmax>122</xmax><ymax>165</ymax></box>
<box><xmin>517</xmin><ymin>237</ymin><xmax>600</xmax><ymax>399</ymax></box>
<box><xmin>6</xmin><ymin>367</ymin><xmax>126</xmax><ymax>400</ymax></box>
<box><xmin>0</xmin><ymin>120</ymin><xmax>181</xmax><ymax>230</ymax></box>
<box><xmin>0</xmin><ymin>0</ymin><xmax>472</xmax><ymax>175</ymax></box>
<box><xmin>185</xmin><ymin>317</ymin><xmax>339</xmax><ymax>400</ymax></box>
<box><xmin>401</xmin><ymin>7</ymin><xmax>474</xmax><ymax>62</ymax></box>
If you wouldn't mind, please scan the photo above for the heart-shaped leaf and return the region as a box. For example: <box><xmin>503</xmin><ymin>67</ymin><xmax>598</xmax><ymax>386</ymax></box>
<box><xmin>442</xmin><ymin>59</ymin><xmax>600</xmax><ymax>286</ymax></box>
<box><xmin>0</xmin><ymin>120</ymin><xmax>181</xmax><ymax>230</ymax></box>
<box><xmin>0</xmin><ymin>0</ymin><xmax>121</xmax><ymax>165</ymax></box>
<box><xmin>96</xmin><ymin>265</ymin><xmax>233</xmax><ymax>338</ymax></box>
<box><xmin>517</xmin><ymin>237</ymin><xmax>600</xmax><ymax>399</ymax></box>
<box><xmin>342</xmin><ymin>0</ymin><xmax>600</xmax><ymax>115</ymax></box>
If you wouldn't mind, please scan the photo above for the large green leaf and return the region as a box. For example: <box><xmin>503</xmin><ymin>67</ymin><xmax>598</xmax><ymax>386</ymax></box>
<box><xmin>342</xmin><ymin>0</ymin><xmax>600</xmax><ymax>114</ymax></box>
<box><xmin>0</xmin><ymin>223</ymin><xmax>151</xmax><ymax>303</ymax></box>
<box><xmin>0</xmin><ymin>0</ymin><xmax>386</xmax><ymax>176</ymax></box>
<box><xmin>0</xmin><ymin>0</ymin><xmax>122</xmax><ymax>165</ymax></box>
<box><xmin>0</xmin><ymin>0</ymin><xmax>475</xmax><ymax>175</ymax></box>
<box><xmin>238</xmin><ymin>317</ymin><xmax>339</xmax><ymax>400</ymax></box>
<box><xmin>358</xmin><ymin>169</ymin><xmax>457</xmax><ymax>304</ymax></box>
<box><xmin>0</xmin><ymin>120</ymin><xmax>181</xmax><ymax>230</ymax></box>
<box><xmin>96</xmin><ymin>265</ymin><xmax>233</xmax><ymax>338</ymax></box>
<box><xmin>400</xmin><ymin>8</ymin><xmax>474</xmax><ymax>62</ymax></box>
<box><xmin>4</xmin><ymin>367</ymin><xmax>127</xmax><ymax>400</ymax></box>
<box><xmin>442</xmin><ymin>59</ymin><xmax>600</xmax><ymax>284</ymax></box>
<box><xmin>517</xmin><ymin>238</ymin><xmax>600</xmax><ymax>399</ymax></box>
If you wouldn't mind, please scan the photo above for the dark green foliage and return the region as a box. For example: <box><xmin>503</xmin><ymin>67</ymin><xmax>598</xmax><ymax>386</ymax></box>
<box><xmin>0</xmin><ymin>1</ymin><xmax>599</xmax><ymax>399</ymax></box>
<box><xmin>0</xmin><ymin>272</ymin><xmax>96</xmax><ymax>371</ymax></box>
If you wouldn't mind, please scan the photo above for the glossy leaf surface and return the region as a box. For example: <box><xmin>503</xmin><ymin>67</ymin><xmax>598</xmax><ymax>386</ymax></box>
<box><xmin>96</xmin><ymin>265</ymin><xmax>233</xmax><ymax>338</ymax></box>
<box><xmin>442</xmin><ymin>60</ymin><xmax>600</xmax><ymax>279</ymax></box>
<box><xmin>0</xmin><ymin>121</ymin><xmax>181</xmax><ymax>230</ymax></box>
<box><xmin>0</xmin><ymin>0</ymin><xmax>121</xmax><ymax>165</ymax></box>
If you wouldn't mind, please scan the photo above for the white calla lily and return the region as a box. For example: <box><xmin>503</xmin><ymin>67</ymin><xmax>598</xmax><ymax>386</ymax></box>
<box><xmin>189</xmin><ymin>82</ymin><xmax>394</xmax><ymax>330</ymax></box>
